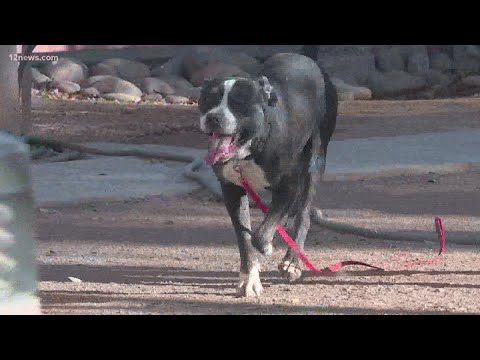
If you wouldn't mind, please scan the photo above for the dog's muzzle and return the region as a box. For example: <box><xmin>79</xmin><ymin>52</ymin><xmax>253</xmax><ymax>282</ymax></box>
<box><xmin>204</xmin><ymin>133</ymin><xmax>239</xmax><ymax>166</ymax></box>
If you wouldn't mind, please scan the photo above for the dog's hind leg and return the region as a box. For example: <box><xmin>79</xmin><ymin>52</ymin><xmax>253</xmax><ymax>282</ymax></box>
<box><xmin>221</xmin><ymin>182</ymin><xmax>263</xmax><ymax>297</ymax></box>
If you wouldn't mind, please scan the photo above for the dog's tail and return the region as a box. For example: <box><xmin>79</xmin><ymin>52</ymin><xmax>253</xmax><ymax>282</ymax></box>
<box><xmin>303</xmin><ymin>46</ymin><xmax>338</xmax><ymax>178</ymax></box>
<box><xmin>300</xmin><ymin>46</ymin><xmax>338</xmax><ymax>153</ymax></box>
<box><xmin>309</xmin><ymin>69</ymin><xmax>338</xmax><ymax>178</ymax></box>
<box><xmin>320</xmin><ymin>70</ymin><xmax>338</xmax><ymax>154</ymax></box>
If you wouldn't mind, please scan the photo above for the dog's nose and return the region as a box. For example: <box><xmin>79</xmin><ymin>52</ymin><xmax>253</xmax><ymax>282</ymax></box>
<box><xmin>206</xmin><ymin>113</ymin><xmax>221</xmax><ymax>125</ymax></box>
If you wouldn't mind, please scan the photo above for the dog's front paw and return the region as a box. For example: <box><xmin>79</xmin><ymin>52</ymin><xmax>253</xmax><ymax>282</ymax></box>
<box><xmin>278</xmin><ymin>260</ymin><xmax>303</xmax><ymax>283</ymax></box>
<box><xmin>237</xmin><ymin>266</ymin><xmax>263</xmax><ymax>297</ymax></box>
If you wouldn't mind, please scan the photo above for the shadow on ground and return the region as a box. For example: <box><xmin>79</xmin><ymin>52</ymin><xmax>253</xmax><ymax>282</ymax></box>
<box><xmin>41</xmin><ymin>291</ymin><xmax>457</xmax><ymax>315</ymax></box>
<box><xmin>40</xmin><ymin>264</ymin><xmax>478</xmax><ymax>315</ymax></box>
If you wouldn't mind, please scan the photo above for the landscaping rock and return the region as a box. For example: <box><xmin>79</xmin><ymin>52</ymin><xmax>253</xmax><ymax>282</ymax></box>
<box><xmin>84</xmin><ymin>75</ymin><xmax>142</xmax><ymax>97</ymax></box>
<box><xmin>461</xmin><ymin>75</ymin><xmax>480</xmax><ymax>87</ymax></box>
<box><xmin>80</xmin><ymin>87</ymin><xmax>101</xmax><ymax>98</ymax></box>
<box><xmin>151</xmin><ymin>58</ymin><xmax>181</xmax><ymax>77</ymax></box>
<box><xmin>189</xmin><ymin>87</ymin><xmax>202</xmax><ymax>101</ymax></box>
<box><xmin>96</xmin><ymin>58</ymin><xmax>151</xmax><ymax>81</ymax></box>
<box><xmin>151</xmin><ymin>46</ymin><xmax>260</xmax><ymax>80</ymax></box>
<box><xmin>318</xmin><ymin>54</ymin><xmax>376</xmax><ymax>86</ymax></box>
<box><xmin>143</xmin><ymin>93</ymin><xmax>165</xmax><ymax>103</ymax></box>
<box><xmin>331</xmin><ymin>78</ymin><xmax>372</xmax><ymax>101</ymax></box>
<box><xmin>102</xmin><ymin>93</ymin><xmax>142</xmax><ymax>103</ymax></box>
<box><xmin>50</xmin><ymin>80</ymin><xmax>80</xmax><ymax>94</ymax></box>
<box><xmin>375</xmin><ymin>47</ymin><xmax>405</xmax><ymax>72</ymax></box>
<box><xmin>396</xmin><ymin>45</ymin><xmax>428</xmax><ymax>61</ymax></box>
<box><xmin>44</xmin><ymin>58</ymin><xmax>88</xmax><ymax>84</ymax></box>
<box><xmin>219</xmin><ymin>52</ymin><xmax>261</xmax><ymax>75</ymax></box>
<box><xmin>424</xmin><ymin>69</ymin><xmax>452</xmax><ymax>88</ymax></box>
<box><xmin>89</xmin><ymin>62</ymin><xmax>118</xmax><ymax>77</ymax></box>
<box><xmin>430</xmin><ymin>53</ymin><xmax>453</xmax><ymax>72</ymax></box>
<box><xmin>154</xmin><ymin>74</ymin><xmax>199</xmax><ymax>98</ymax></box>
<box><xmin>165</xmin><ymin>95</ymin><xmax>191</xmax><ymax>104</ymax></box>
<box><xmin>139</xmin><ymin>77</ymin><xmax>175</xmax><ymax>96</ymax></box>
<box><xmin>190</xmin><ymin>62</ymin><xmax>250</xmax><ymax>87</ymax></box>
<box><xmin>367</xmin><ymin>70</ymin><xmax>428</xmax><ymax>98</ymax></box>
<box><xmin>31</xmin><ymin>67</ymin><xmax>51</xmax><ymax>89</ymax></box>
<box><xmin>407</xmin><ymin>50</ymin><xmax>430</xmax><ymax>75</ymax></box>
<box><xmin>453</xmin><ymin>45</ymin><xmax>480</xmax><ymax>74</ymax></box>
<box><xmin>150</xmin><ymin>45</ymin><xmax>216</xmax><ymax>78</ymax></box>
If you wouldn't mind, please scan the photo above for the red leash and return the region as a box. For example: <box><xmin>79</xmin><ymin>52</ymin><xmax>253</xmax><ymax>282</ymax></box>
<box><xmin>240</xmin><ymin>177</ymin><xmax>446</xmax><ymax>274</ymax></box>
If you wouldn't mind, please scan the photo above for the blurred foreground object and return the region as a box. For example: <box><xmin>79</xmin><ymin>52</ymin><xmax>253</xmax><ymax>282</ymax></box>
<box><xmin>0</xmin><ymin>132</ymin><xmax>40</xmax><ymax>315</ymax></box>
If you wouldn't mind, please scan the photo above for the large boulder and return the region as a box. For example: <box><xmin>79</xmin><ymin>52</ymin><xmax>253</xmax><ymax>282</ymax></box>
<box><xmin>367</xmin><ymin>70</ymin><xmax>428</xmax><ymax>98</ymax></box>
<box><xmin>331</xmin><ymin>78</ymin><xmax>372</xmax><ymax>101</ymax></box>
<box><xmin>461</xmin><ymin>75</ymin><xmax>480</xmax><ymax>88</ymax></box>
<box><xmin>82</xmin><ymin>75</ymin><xmax>143</xmax><ymax>97</ymax></box>
<box><xmin>89</xmin><ymin>62</ymin><xmax>118</xmax><ymax>77</ymax></box>
<box><xmin>102</xmin><ymin>93</ymin><xmax>142</xmax><ymax>103</ymax></box>
<box><xmin>407</xmin><ymin>49</ymin><xmax>430</xmax><ymax>75</ymax></box>
<box><xmin>139</xmin><ymin>77</ymin><xmax>175</xmax><ymax>96</ymax></box>
<box><xmin>151</xmin><ymin>58</ymin><xmax>179</xmax><ymax>78</ymax></box>
<box><xmin>190</xmin><ymin>62</ymin><xmax>250</xmax><ymax>87</ymax></box>
<box><xmin>185</xmin><ymin>87</ymin><xmax>201</xmax><ymax>102</ymax></box>
<box><xmin>165</xmin><ymin>95</ymin><xmax>191</xmax><ymax>104</ymax></box>
<box><xmin>430</xmin><ymin>53</ymin><xmax>453</xmax><ymax>73</ymax></box>
<box><xmin>150</xmin><ymin>45</ymin><xmax>217</xmax><ymax>78</ymax></box>
<box><xmin>424</xmin><ymin>69</ymin><xmax>452</xmax><ymax>88</ymax></box>
<box><xmin>93</xmin><ymin>58</ymin><xmax>151</xmax><ymax>81</ymax></box>
<box><xmin>374</xmin><ymin>47</ymin><xmax>406</xmax><ymax>72</ymax></box>
<box><xmin>31</xmin><ymin>67</ymin><xmax>51</xmax><ymax>89</ymax></box>
<box><xmin>316</xmin><ymin>45</ymin><xmax>376</xmax><ymax>56</ymax></box>
<box><xmin>452</xmin><ymin>45</ymin><xmax>480</xmax><ymax>74</ymax></box>
<box><xmin>143</xmin><ymin>93</ymin><xmax>165</xmax><ymax>103</ymax></box>
<box><xmin>183</xmin><ymin>50</ymin><xmax>261</xmax><ymax>79</ymax></box>
<box><xmin>217</xmin><ymin>52</ymin><xmax>261</xmax><ymax>75</ymax></box>
<box><xmin>80</xmin><ymin>87</ymin><xmax>101</xmax><ymax>98</ymax></box>
<box><xmin>151</xmin><ymin>46</ymin><xmax>261</xmax><ymax>80</ymax></box>
<box><xmin>153</xmin><ymin>74</ymin><xmax>199</xmax><ymax>99</ymax></box>
<box><xmin>43</xmin><ymin>58</ymin><xmax>88</xmax><ymax>84</ymax></box>
<box><xmin>318</xmin><ymin>53</ymin><xmax>376</xmax><ymax>86</ymax></box>
<box><xmin>49</xmin><ymin>80</ymin><xmax>80</xmax><ymax>94</ymax></box>
<box><xmin>396</xmin><ymin>45</ymin><xmax>429</xmax><ymax>61</ymax></box>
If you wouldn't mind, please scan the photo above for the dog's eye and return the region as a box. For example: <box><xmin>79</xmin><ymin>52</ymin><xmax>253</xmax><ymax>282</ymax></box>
<box><xmin>199</xmin><ymin>88</ymin><xmax>224</xmax><ymax>113</ymax></box>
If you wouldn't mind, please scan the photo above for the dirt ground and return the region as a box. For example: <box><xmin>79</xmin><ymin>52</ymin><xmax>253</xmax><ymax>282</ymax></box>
<box><xmin>32</xmin><ymin>96</ymin><xmax>480</xmax><ymax>315</ymax></box>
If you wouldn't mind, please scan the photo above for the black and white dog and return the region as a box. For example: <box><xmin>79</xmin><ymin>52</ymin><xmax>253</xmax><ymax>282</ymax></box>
<box><xmin>199</xmin><ymin>53</ymin><xmax>338</xmax><ymax>297</ymax></box>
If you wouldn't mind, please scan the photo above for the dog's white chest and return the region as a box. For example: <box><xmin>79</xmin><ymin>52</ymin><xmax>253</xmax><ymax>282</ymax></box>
<box><xmin>221</xmin><ymin>159</ymin><xmax>270</xmax><ymax>192</ymax></box>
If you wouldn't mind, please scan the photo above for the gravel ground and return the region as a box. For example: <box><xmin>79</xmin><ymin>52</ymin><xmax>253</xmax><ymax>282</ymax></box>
<box><xmin>32</xmin><ymin>96</ymin><xmax>480</xmax><ymax>314</ymax></box>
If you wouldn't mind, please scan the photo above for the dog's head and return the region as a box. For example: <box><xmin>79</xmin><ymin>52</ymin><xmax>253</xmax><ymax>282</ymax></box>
<box><xmin>199</xmin><ymin>76</ymin><xmax>277</xmax><ymax>165</ymax></box>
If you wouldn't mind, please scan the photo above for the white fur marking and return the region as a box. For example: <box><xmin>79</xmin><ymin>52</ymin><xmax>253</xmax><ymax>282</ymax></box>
<box><xmin>237</xmin><ymin>262</ymin><xmax>263</xmax><ymax>297</ymax></box>
<box><xmin>200</xmin><ymin>79</ymin><xmax>237</xmax><ymax>134</ymax></box>
<box><xmin>235</xmin><ymin>139</ymin><xmax>252</xmax><ymax>159</ymax></box>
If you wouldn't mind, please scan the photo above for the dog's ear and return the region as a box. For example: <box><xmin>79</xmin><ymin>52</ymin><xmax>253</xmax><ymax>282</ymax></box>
<box><xmin>257</xmin><ymin>76</ymin><xmax>278</xmax><ymax>107</ymax></box>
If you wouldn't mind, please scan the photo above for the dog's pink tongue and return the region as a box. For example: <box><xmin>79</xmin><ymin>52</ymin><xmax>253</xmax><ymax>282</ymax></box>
<box><xmin>204</xmin><ymin>133</ymin><xmax>235</xmax><ymax>166</ymax></box>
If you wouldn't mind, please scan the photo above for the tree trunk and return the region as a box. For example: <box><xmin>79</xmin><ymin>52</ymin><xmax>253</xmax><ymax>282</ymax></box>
<box><xmin>20</xmin><ymin>45</ymin><xmax>34</xmax><ymax>135</ymax></box>
<box><xmin>0</xmin><ymin>45</ymin><xmax>21</xmax><ymax>134</ymax></box>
